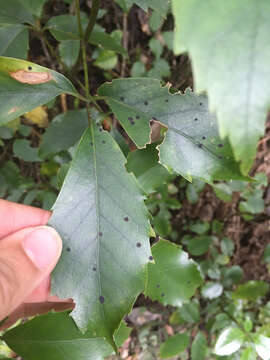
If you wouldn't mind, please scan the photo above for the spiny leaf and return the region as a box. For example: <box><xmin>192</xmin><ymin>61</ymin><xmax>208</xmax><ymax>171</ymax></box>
<box><xmin>145</xmin><ymin>239</ymin><xmax>203</xmax><ymax>306</ymax></box>
<box><xmin>0</xmin><ymin>57</ymin><xmax>77</xmax><ymax>126</ymax></box>
<box><xmin>50</xmin><ymin>126</ymin><xmax>152</xmax><ymax>347</ymax></box>
<box><xmin>172</xmin><ymin>0</ymin><xmax>270</xmax><ymax>173</ymax></box>
<box><xmin>99</xmin><ymin>78</ymin><xmax>247</xmax><ymax>182</ymax></box>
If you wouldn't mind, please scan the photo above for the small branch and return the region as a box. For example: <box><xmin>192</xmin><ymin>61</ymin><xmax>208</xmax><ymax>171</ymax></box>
<box><xmin>84</xmin><ymin>0</ymin><xmax>101</xmax><ymax>43</ymax></box>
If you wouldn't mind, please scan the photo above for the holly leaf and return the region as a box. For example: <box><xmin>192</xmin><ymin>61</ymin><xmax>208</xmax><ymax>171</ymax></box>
<box><xmin>3</xmin><ymin>311</ymin><xmax>130</xmax><ymax>360</ymax></box>
<box><xmin>49</xmin><ymin>126</ymin><xmax>152</xmax><ymax>347</ymax></box>
<box><xmin>172</xmin><ymin>0</ymin><xmax>270</xmax><ymax>173</ymax></box>
<box><xmin>99</xmin><ymin>78</ymin><xmax>246</xmax><ymax>182</ymax></box>
<box><xmin>145</xmin><ymin>239</ymin><xmax>203</xmax><ymax>306</ymax></box>
<box><xmin>0</xmin><ymin>57</ymin><xmax>77</xmax><ymax>126</ymax></box>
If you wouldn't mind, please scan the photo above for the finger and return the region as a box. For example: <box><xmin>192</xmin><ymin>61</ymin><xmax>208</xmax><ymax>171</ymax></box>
<box><xmin>0</xmin><ymin>199</ymin><xmax>51</xmax><ymax>239</ymax></box>
<box><xmin>0</xmin><ymin>226</ymin><xmax>62</xmax><ymax>321</ymax></box>
<box><xmin>25</xmin><ymin>276</ymin><xmax>51</xmax><ymax>303</ymax></box>
<box><xmin>0</xmin><ymin>301</ymin><xmax>74</xmax><ymax>331</ymax></box>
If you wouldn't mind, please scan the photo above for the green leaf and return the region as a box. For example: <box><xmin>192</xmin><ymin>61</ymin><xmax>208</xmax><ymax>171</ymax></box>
<box><xmin>145</xmin><ymin>239</ymin><xmax>203</xmax><ymax>306</ymax></box>
<box><xmin>232</xmin><ymin>281</ymin><xmax>269</xmax><ymax>302</ymax></box>
<box><xmin>0</xmin><ymin>57</ymin><xmax>77</xmax><ymax>126</ymax></box>
<box><xmin>160</xmin><ymin>333</ymin><xmax>190</xmax><ymax>359</ymax></box>
<box><xmin>0</xmin><ymin>0</ymin><xmax>34</xmax><ymax>25</ymax></box>
<box><xmin>98</xmin><ymin>79</ymin><xmax>246</xmax><ymax>182</ymax></box>
<box><xmin>263</xmin><ymin>244</ymin><xmax>270</xmax><ymax>264</ymax></box>
<box><xmin>187</xmin><ymin>235</ymin><xmax>212</xmax><ymax>256</ymax></box>
<box><xmin>191</xmin><ymin>331</ymin><xmax>207</xmax><ymax>360</ymax></box>
<box><xmin>223</xmin><ymin>265</ymin><xmax>243</xmax><ymax>287</ymax></box>
<box><xmin>241</xmin><ymin>346</ymin><xmax>256</xmax><ymax>360</ymax></box>
<box><xmin>49</xmin><ymin>127</ymin><xmax>151</xmax><ymax>346</ymax></box>
<box><xmin>59</xmin><ymin>40</ymin><xmax>80</xmax><ymax>68</ymax></box>
<box><xmin>47</xmin><ymin>15</ymin><xmax>126</xmax><ymax>55</ymax></box>
<box><xmin>172</xmin><ymin>0</ymin><xmax>270</xmax><ymax>173</ymax></box>
<box><xmin>131</xmin><ymin>0</ymin><xmax>169</xmax><ymax>17</ymax></box>
<box><xmin>179</xmin><ymin>301</ymin><xmax>200</xmax><ymax>323</ymax></box>
<box><xmin>202</xmin><ymin>281</ymin><xmax>223</xmax><ymax>299</ymax></box>
<box><xmin>13</xmin><ymin>139</ymin><xmax>41</xmax><ymax>162</ymax></box>
<box><xmin>0</xmin><ymin>25</ymin><xmax>28</xmax><ymax>59</ymax></box>
<box><xmin>3</xmin><ymin>311</ymin><xmax>129</xmax><ymax>360</ymax></box>
<box><xmin>126</xmin><ymin>143</ymin><xmax>172</xmax><ymax>193</ymax></box>
<box><xmin>221</xmin><ymin>237</ymin><xmax>235</xmax><ymax>257</ymax></box>
<box><xmin>214</xmin><ymin>327</ymin><xmax>245</xmax><ymax>356</ymax></box>
<box><xmin>254</xmin><ymin>334</ymin><xmax>270</xmax><ymax>360</ymax></box>
<box><xmin>93</xmin><ymin>49</ymin><xmax>118</xmax><ymax>70</ymax></box>
<box><xmin>40</xmin><ymin>109</ymin><xmax>88</xmax><ymax>157</ymax></box>
<box><xmin>18</xmin><ymin>0</ymin><xmax>47</xmax><ymax>17</ymax></box>
<box><xmin>213</xmin><ymin>183</ymin><xmax>233</xmax><ymax>202</ymax></box>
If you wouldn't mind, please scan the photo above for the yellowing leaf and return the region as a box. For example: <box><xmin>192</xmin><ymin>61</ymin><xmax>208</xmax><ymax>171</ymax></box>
<box><xmin>24</xmin><ymin>106</ymin><xmax>48</xmax><ymax>128</ymax></box>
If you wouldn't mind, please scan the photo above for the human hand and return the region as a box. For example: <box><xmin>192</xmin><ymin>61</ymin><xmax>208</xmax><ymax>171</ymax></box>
<box><xmin>0</xmin><ymin>199</ymin><xmax>73</xmax><ymax>329</ymax></box>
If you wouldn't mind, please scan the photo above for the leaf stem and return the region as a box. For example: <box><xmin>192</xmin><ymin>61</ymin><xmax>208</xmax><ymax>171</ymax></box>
<box><xmin>84</xmin><ymin>0</ymin><xmax>101</xmax><ymax>43</ymax></box>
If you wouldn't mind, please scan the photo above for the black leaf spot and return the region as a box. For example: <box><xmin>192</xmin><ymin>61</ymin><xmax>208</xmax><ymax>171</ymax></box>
<box><xmin>124</xmin><ymin>216</ymin><xmax>129</xmax><ymax>222</ymax></box>
<box><xmin>198</xmin><ymin>143</ymin><xmax>203</xmax><ymax>148</ymax></box>
<box><xmin>92</xmin><ymin>266</ymin><xmax>97</xmax><ymax>271</ymax></box>
<box><xmin>66</xmin><ymin>247</ymin><xmax>71</xmax><ymax>252</ymax></box>
<box><xmin>136</xmin><ymin>242</ymin><xmax>142</xmax><ymax>248</ymax></box>
<box><xmin>156</xmin><ymin>284</ymin><xmax>160</xmax><ymax>288</ymax></box>
<box><xmin>149</xmin><ymin>256</ymin><xmax>154</xmax><ymax>261</ymax></box>
<box><xmin>144</xmin><ymin>100</ymin><xmax>148</xmax><ymax>106</ymax></box>
<box><xmin>90</xmin><ymin>142</ymin><xmax>93</xmax><ymax>145</ymax></box>
<box><xmin>120</xmin><ymin>96</ymin><xmax>124</xmax><ymax>101</ymax></box>
<box><xmin>199</xmin><ymin>102</ymin><xmax>202</xmax><ymax>106</ymax></box>
<box><xmin>161</xmin><ymin>293</ymin><xmax>165</xmax><ymax>297</ymax></box>
<box><xmin>99</xmin><ymin>127</ymin><xmax>103</xmax><ymax>132</ymax></box>
<box><xmin>99</xmin><ymin>296</ymin><xmax>105</xmax><ymax>304</ymax></box>
<box><xmin>202</xmin><ymin>136</ymin><xmax>206</xmax><ymax>140</ymax></box>
<box><xmin>194</xmin><ymin>118</ymin><xmax>198</xmax><ymax>121</ymax></box>
<box><xmin>28</xmin><ymin>66</ymin><xmax>32</xmax><ymax>71</ymax></box>
<box><xmin>218</xmin><ymin>143</ymin><xmax>224</xmax><ymax>148</ymax></box>
<box><xmin>102</xmin><ymin>140</ymin><xmax>106</xmax><ymax>144</ymax></box>
<box><xmin>218</xmin><ymin>155</ymin><xmax>223</xmax><ymax>159</ymax></box>
<box><xmin>165</xmin><ymin>99</ymin><xmax>169</xmax><ymax>103</ymax></box>
<box><xmin>136</xmin><ymin>115</ymin><xmax>140</xmax><ymax>119</ymax></box>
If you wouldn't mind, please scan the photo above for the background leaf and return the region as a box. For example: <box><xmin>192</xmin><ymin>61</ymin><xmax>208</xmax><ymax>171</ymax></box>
<box><xmin>0</xmin><ymin>25</ymin><xmax>28</xmax><ymax>59</ymax></box>
<box><xmin>0</xmin><ymin>0</ymin><xmax>34</xmax><ymax>25</ymax></box>
<box><xmin>214</xmin><ymin>327</ymin><xmax>245</xmax><ymax>356</ymax></box>
<box><xmin>232</xmin><ymin>281</ymin><xmax>269</xmax><ymax>301</ymax></box>
<box><xmin>50</xmin><ymin>126</ymin><xmax>152</xmax><ymax>346</ymax></box>
<box><xmin>99</xmin><ymin>78</ymin><xmax>246</xmax><ymax>182</ymax></box>
<box><xmin>254</xmin><ymin>334</ymin><xmax>270</xmax><ymax>360</ymax></box>
<box><xmin>160</xmin><ymin>333</ymin><xmax>190</xmax><ymax>359</ymax></box>
<box><xmin>191</xmin><ymin>331</ymin><xmax>207</xmax><ymax>360</ymax></box>
<box><xmin>145</xmin><ymin>239</ymin><xmax>203</xmax><ymax>306</ymax></box>
<box><xmin>172</xmin><ymin>0</ymin><xmax>270</xmax><ymax>173</ymax></box>
<box><xmin>0</xmin><ymin>57</ymin><xmax>77</xmax><ymax>126</ymax></box>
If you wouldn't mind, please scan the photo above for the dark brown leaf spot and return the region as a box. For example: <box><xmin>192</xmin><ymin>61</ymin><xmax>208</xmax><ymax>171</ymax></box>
<box><xmin>102</xmin><ymin>140</ymin><xmax>106</xmax><ymax>144</ymax></box>
<box><xmin>198</xmin><ymin>143</ymin><xmax>203</xmax><ymax>148</ymax></box>
<box><xmin>149</xmin><ymin>256</ymin><xmax>154</xmax><ymax>261</ymax></box>
<box><xmin>136</xmin><ymin>115</ymin><xmax>140</xmax><ymax>119</ymax></box>
<box><xmin>161</xmin><ymin>293</ymin><xmax>165</xmax><ymax>297</ymax></box>
<box><xmin>194</xmin><ymin>118</ymin><xmax>198</xmax><ymax>121</ymax></box>
<box><xmin>93</xmin><ymin>266</ymin><xmax>97</xmax><ymax>271</ymax></box>
<box><xmin>165</xmin><ymin>99</ymin><xmax>169</xmax><ymax>103</ymax></box>
<box><xmin>99</xmin><ymin>296</ymin><xmax>105</xmax><ymax>304</ymax></box>
<box><xmin>199</xmin><ymin>102</ymin><xmax>202</xmax><ymax>106</ymax></box>
<box><xmin>124</xmin><ymin>216</ymin><xmax>129</xmax><ymax>222</ymax></box>
<box><xmin>28</xmin><ymin>66</ymin><xmax>32</xmax><ymax>70</ymax></box>
<box><xmin>202</xmin><ymin>136</ymin><xmax>206</xmax><ymax>140</ymax></box>
<box><xmin>136</xmin><ymin>242</ymin><xmax>142</xmax><ymax>248</ymax></box>
<box><xmin>66</xmin><ymin>247</ymin><xmax>71</xmax><ymax>252</ymax></box>
<box><xmin>120</xmin><ymin>96</ymin><xmax>124</xmax><ymax>101</ymax></box>
<box><xmin>156</xmin><ymin>284</ymin><xmax>160</xmax><ymax>288</ymax></box>
<box><xmin>144</xmin><ymin>101</ymin><xmax>148</xmax><ymax>106</ymax></box>
<box><xmin>218</xmin><ymin>143</ymin><xmax>224</xmax><ymax>148</ymax></box>
<box><xmin>99</xmin><ymin>232</ymin><xmax>103</xmax><ymax>236</ymax></box>
<box><xmin>99</xmin><ymin>127</ymin><xmax>103</xmax><ymax>132</ymax></box>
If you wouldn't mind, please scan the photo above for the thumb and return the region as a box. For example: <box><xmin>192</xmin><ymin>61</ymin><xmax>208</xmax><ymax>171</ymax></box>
<box><xmin>0</xmin><ymin>226</ymin><xmax>62</xmax><ymax>321</ymax></box>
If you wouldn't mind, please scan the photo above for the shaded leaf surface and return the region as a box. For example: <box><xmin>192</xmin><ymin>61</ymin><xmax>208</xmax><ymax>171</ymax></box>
<box><xmin>0</xmin><ymin>57</ymin><xmax>77</xmax><ymax>126</ymax></box>
<box><xmin>125</xmin><ymin>0</ymin><xmax>169</xmax><ymax>16</ymax></box>
<box><xmin>50</xmin><ymin>126</ymin><xmax>151</xmax><ymax>345</ymax></box>
<box><xmin>191</xmin><ymin>331</ymin><xmax>207</xmax><ymax>360</ymax></box>
<box><xmin>0</xmin><ymin>0</ymin><xmax>34</xmax><ymax>25</ymax></box>
<box><xmin>99</xmin><ymin>78</ymin><xmax>246</xmax><ymax>182</ymax></box>
<box><xmin>173</xmin><ymin>0</ymin><xmax>270</xmax><ymax>173</ymax></box>
<box><xmin>13</xmin><ymin>139</ymin><xmax>41</xmax><ymax>162</ymax></box>
<box><xmin>232</xmin><ymin>281</ymin><xmax>269</xmax><ymax>301</ymax></box>
<box><xmin>3</xmin><ymin>311</ymin><xmax>129</xmax><ymax>360</ymax></box>
<box><xmin>40</xmin><ymin>109</ymin><xmax>88</xmax><ymax>157</ymax></box>
<box><xmin>0</xmin><ymin>25</ymin><xmax>28</xmax><ymax>59</ymax></box>
<box><xmin>145</xmin><ymin>239</ymin><xmax>203</xmax><ymax>306</ymax></box>
<box><xmin>160</xmin><ymin>333</ymin><xmax>190</xmax><ymax>359</ymax></box>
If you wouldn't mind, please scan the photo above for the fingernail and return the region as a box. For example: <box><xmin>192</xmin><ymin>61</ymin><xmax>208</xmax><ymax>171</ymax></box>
<box><xmin>23</xmin><ymin>226</ymin><xmax>61</xmax><ymax>270</ymax></box>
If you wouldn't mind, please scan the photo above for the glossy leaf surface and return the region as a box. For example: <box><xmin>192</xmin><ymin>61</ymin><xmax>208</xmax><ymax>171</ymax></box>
<box><xmin>191</xmin><ymin>331</ymin><xmax>207</xmax><ymax>360</ymax></box>
<box><xmin>0</xmin><ymin>0</ymin><xmax>34</xmax><ymax>25</ymax></box>
<box><xmin>0</xmin><ymin>57</ymin><xmax>77</xmax><ymax>126</ymax></box>
<box><xmin>50</xmin><ymin>127</ymin><xmax>151</xmax><ymax>345</ymax></box>
<box><xmin>145</xmin><ymin>239</ymin><xmax>203</xmax><ymax>306</ymax></box>
<box><xmin>0</xmin><ymin>25</ymin><xmax>28</xmax><ymax>59</ymax></box>
<box><xmin>173</xmin><ymin>0</ymin><xmax>270</xmax><ymax>173</ymax></box>
<box><xmin>3</xmin><ymin>311</ymin><xmax>129</xmax><ymax>360</ymax></box>
<box><xmin>254</xmin><ymin>334</ymin><xmax>270</xmax><ymax>360</ymax></box>
<box><xmin>214</xmin><ymin>327</ymin><xmax>245</xmax><ymax>356</ymax></box>
<box><xmin>99</xmin><ymin>78</ymin><xmax>246</xmax><ymax>183</ymax></box>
